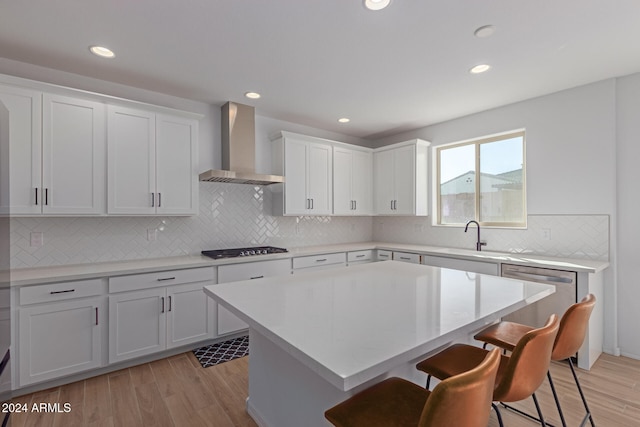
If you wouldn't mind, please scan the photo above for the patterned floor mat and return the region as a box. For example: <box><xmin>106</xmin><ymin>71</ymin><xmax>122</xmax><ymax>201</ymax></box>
<box><xmin>193</xmin><ymin>335</ymin><xmax>249</xmax><ymax>368</ymax></box>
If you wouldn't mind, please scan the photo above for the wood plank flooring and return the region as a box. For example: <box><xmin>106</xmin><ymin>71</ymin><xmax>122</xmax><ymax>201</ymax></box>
<box><xmin>9</xmin><ymin>352</ymin><xmax>640</xmax><ymax>426</ymax></box>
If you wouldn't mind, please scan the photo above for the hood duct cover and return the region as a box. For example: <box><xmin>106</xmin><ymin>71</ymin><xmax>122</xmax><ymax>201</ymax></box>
<box><xmin>199</xmin><ymin>101</ymin><xmax>284</xmax><ymax>185</ymax></box>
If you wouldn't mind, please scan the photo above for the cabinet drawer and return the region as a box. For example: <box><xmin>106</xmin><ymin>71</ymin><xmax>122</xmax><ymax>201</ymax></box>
<box><xmin>293</xmin><ymin>252</ymin><xmax>346</xmax><ymax>269</ymax></box>
<box><xmin>393</xmin><ymin>251</ymin><xmax>421</xmax><ymax>264</ymax></box>
<box><xmin>219</xmin><ymin>259</ymin><xmax>291</xmax><ymax>283</ymax></box>
<box><xmin>347</xmin><ymin>250</ymin><xmax>373</xmax><ymax>263</ymax></box>
<box><xmin>422</xmin><ymin>255</ymin><xmax>498</xmax><ymax>276</ymax></box>
<box><xmin>376</xmin><ymin>250</ymin><xmax>392</xmax><ymax>261</ymax></box>
<box><xmin>109</xmin><ymin>267</ymin><xmax>215</xmax><ymax>293</ymax></box>
<box><xmin>20</xmin><ymin>279</ymin><xmax>104</xmax><ymax>305</ymax></box>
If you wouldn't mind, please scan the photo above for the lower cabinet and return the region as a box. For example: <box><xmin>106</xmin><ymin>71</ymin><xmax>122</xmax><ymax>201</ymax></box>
<box><xmin>347</xmin><ymin>250</ymin><xmax>374</xmax><ymax>266</ymax></box>
<box><xmin>108</xmin><ymin>267</ymin><xmax>215</xmax><ymax>364</ymax></box>
<box><xmin>421</xmin><ymin>255</ymin><xmax>498</xmax><ymax>275</ymax></box>
<box><xmin>392</xmin><ymin>251</ymin><xmax>421</xmax><ymax>264</ymax></box>
<box><xmin>217</xmin><ymin>259</ymin><xmax>291</xmax><ymax>336</ymax></box>
<box><xmin>18</xmin><ymin>279</ymin><xmax>106</xmax><ymax>387</ymax></box>
<box><xmin>292</xmin><ymin>252</ymin><xmax>346</xmax><ymax>273</ymax></box>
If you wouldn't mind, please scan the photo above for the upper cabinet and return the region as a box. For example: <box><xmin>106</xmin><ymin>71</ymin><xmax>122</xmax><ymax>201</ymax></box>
<box><xmin>373</xmin><ymin>139</ymin><xmax>429</xmax><ymax>216</ymax></box>
<box><xmin>1</xmin><ymin>76</ymin><xmax>201</xmax><ymax>217</ymax></box>
<box><xmin>0</xmin><ymin>85</ymin><xmax>105</xmax><ymax>215</ymax></box>
<box><xmin>272</xmin><ymin>132</ymin><xmax>333</xmax><ymax>216</ymax></box>
<box><xmin>333</xmin><ymin>146</ymin><xmax>372</xmax><ymax>215</ymax></box>
<box><xmin>107</xmin><ymin>106</ymin><xmax>198</xmax><ymax>215</ymax></box>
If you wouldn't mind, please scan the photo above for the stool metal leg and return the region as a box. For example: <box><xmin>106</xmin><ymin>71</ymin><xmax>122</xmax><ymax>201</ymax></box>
<box><xmin>567</xmin><ymin>358</ymin><xmax>595</xmax><ymax>427</ymax></box>
<box><xmin>547</xmin><ymin>371</ymin><xmax>567</xmax><ymax>427</ymax></box>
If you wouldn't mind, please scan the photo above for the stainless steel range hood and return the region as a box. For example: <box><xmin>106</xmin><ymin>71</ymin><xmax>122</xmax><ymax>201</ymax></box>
<box><xmin>199</xmin><ymin>101</ymin><xmax>284</xmax><ymax>185</ymax></box>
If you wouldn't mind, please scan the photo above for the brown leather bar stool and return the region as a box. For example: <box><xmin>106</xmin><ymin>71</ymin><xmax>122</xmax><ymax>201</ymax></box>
<box><xmin>474</xmin><ymin>294</ymin><xmax>596</xmax><ymax>427</ymax></box>
<box><xmin>416</xmin><ymin>314</ymin><xmax>559</xmax><ymax>427</ymax></box>
<box><xmin>324</xmin><ymin>348</ymin><xmax>501</xmax><ymax>427</ymax></box>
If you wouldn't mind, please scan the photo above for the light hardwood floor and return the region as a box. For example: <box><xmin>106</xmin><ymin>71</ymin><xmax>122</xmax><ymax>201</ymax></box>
<box><xmin>9</xmin><ymin>352</ymin><xmax>640</xmax><ymax>426</ymax></box>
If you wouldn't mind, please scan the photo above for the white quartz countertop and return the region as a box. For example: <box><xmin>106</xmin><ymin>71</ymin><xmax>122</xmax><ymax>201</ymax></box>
<box><xmin>7</xmin><ymin>241</ymin><xmax>609</xmax><ymax>287</ymax></box>
<box><xmin>204</xmin><ymin>261</ymin><xmax>556</xmax><ymax>390</ymax></box>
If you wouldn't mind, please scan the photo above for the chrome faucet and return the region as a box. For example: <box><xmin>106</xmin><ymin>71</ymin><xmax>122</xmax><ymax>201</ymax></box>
<box><xmin>464</xmin><ymin>220</ymin><xmax>487</xmax><ymax>251</ymax></box>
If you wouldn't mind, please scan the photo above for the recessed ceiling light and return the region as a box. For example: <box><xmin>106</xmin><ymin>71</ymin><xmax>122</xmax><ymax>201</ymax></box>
<box><xmin>244</xmin><ymin>91</ymin><xmax>261</xmax><ymax>99</ymax></box>
<box><xmin>89</xmin><ymin>45</ymin><xmax>115</xmax><ymax>58</ymax></box>
<box><xmin>364</xmin><ymin>0</ymin><xmax>391</xmax><ymax>11</ymax></box>
<box><xmin>338</xmin><ymin>118</ymin><xmax>350</xmax><ymax>123</ymax></box>
<box><xmin>470</xmin><ymin>64</ymin><xmax>491</xmax><ymax>74</ymax></box>
<box><xmin>474</xmin><ymin>25</ymin><xmax>495</xmax><ymax>38</ymax></box>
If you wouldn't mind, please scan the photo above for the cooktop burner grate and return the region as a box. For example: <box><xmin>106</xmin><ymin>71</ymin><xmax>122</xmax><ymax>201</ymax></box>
<box><xmin>201</xmin><ymin>246</ymin><xmax>288</xmax><ymax>259</ymax></box>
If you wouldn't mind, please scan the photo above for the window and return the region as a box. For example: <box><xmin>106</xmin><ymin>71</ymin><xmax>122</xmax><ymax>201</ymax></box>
<box><xmin>436</xmin><ymin>130</ymin><xmax>526</xmax><ymax>227</ymax></box>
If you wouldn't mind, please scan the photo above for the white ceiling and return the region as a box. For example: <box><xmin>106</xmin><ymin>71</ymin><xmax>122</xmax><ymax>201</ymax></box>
<box><xmin>1</xmin><ymin>0</ymin><xmax>640</xmax><ymax>140</ymax></box>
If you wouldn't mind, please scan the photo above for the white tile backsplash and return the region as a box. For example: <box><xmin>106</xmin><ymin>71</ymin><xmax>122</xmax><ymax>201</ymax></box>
<box><xmin>9</xmin><ymin>183</ymin><xmax>373</xmax><ymax>268</ymax></box>
<box><xmin>10</xmin><ymin>184</ymin><xmax>609</xmax><ymax>268</ymax></box>
<box><xmin>372</xmin><ymin>214</ymin><xmax>609</xmax><ymax>261</ymax></box>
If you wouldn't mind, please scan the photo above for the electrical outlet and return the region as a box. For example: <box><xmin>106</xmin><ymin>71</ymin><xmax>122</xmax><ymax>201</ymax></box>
<box><xmin>147</xmin><ymin>228</ymin><xmax>157</xmax><ymax>241</ymax></box>
<box><xmin>541</xmin><ymin>228</ymin><xmax>551</xmax><ymax>241</ymax></box>
<box><xmin>30</xmin><ymin>232</ymin><xmax>44</xmax><ymax>247</ymax></box>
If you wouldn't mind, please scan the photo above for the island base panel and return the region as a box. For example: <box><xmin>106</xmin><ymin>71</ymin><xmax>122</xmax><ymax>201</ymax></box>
<box><xmin>245</xmin><ymin>328</ymin><xmax>429</xmax><ymax>427</ymax></box>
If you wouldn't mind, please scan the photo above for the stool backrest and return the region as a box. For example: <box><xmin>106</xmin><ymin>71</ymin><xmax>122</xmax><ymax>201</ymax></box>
<box><xmin>494</xmin><ymin>314</ymin><xmax>559</xmax><ymax>402</ymax></box>
<box><xmin>419</xmin><ymin>348</ymin><xmax>501</xmax><ymax>427</ymax></box>
<box><xmin>552</xmin><ymin>294</ymin><xmax>596</xmax><ymax>361</ymax></box>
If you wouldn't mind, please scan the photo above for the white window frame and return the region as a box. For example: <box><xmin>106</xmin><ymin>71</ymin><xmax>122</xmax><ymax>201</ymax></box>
<box><xmin>435</xmin><ymin>130</ymin><xmax>527</xmax><ymax>228</ymax></box>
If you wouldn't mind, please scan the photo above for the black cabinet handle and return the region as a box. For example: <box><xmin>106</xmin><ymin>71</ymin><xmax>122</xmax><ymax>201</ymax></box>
<box><xmin>95</xmin><ymin>307</ymin><xmax>99</xmax><ymax>325</ymax></box>
<box><xmin>50</xmin><ymin>289</ymin><xmax>75</xmax><ymax>295</ymax></box>
<box><xmin>157</xmin><ymin>277</ymin><xmax>176</xmax><ymax>282</ymax></box>
<box><xmin>250</xmin><ymin>275</ymin><xmax>264</xmax><ymax>279</ymax></box>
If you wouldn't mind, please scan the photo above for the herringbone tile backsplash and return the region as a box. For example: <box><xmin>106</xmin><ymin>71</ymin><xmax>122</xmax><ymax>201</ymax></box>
<box><xmin>9</xmin><ymin>184</ymin><xmax>373</xmax><ymax>268</ymax></box>
<box><xmin>9</xmin><ymin>183</ymin><xmax>609</xmax><ymax>268</ymax></box>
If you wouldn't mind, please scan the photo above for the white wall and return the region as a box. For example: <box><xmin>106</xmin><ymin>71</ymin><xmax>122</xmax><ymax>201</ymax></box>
<box><xmin>615</xmin><ymin>72</ymin><xmax>640</xmax><ymax>359</ymax></box>
<box><xmin>373</xmin><ymin>79</ymin><xmax>620</xmax><ymax>356</ymax></box>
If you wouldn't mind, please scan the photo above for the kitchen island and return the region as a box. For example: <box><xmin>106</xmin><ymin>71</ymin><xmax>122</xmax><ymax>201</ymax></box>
<box><xmin>204</xmin><ymin>261</ymin><xmax>555</xmax><ymax>427</ymax></box>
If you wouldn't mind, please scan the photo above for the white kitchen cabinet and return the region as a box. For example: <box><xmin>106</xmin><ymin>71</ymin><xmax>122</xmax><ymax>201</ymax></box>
<box><xmin>108</xmin><ymin>267</ymin><xmax>214</xmax><ymax>363</ymax></box>
<box><xmin>373</xmin><ymin>140</ymin><xmax>429</xmax><ymax>216</ymax></box>
<box><xmin>333</xmin><ymin>146</ymin><xmax>372</xmax><ymax>215</ymax></box>
<box><xmin>393</xmin><ymin>251</ymin><xmax>422</xmax><ymax>264</ymax></box>
<box><xmin>18</xmin><ymin>279</ymin><xmax>106</xmax><ymax>386</ymax></box>
<box><xmin>376</xmin><ymin>249</ymin><xmax>392</xmax><ymax>261</ymax></box>
<box><xmin>292</xmin><ymin>252</ymin><xmax>347</xmax><ymax>272</ymax></box>
<box><xmin>347</xmin><ymin>250</ymin><xmax>374</xmax><ymax>265</ymax></box>
<box><xmin>0</xmin><ymin>84</ymin><xmax>41</xmax><ymax>215</ymax></box>
<box><xmin>107</xmin><ymin>106</ymin><xmax>198</xmax><ymax>215</ymax></box>
<box><xmin>0</xmin><ymin>87</ymin><xmax>106</xmax><ymax>215</ymax></box>
<box><xmin>217</xmin><ymin>259</ymin><xmax>291</xmax><ymax>335</ymax></box>
<box><xmin>422</xmin><ymin>255</ymin><xmax>499</xmax><ymax>275</ymax></box>
<box><xmin>272</xmin><ymin>132</ymin><xmax>333</xmax><ymax>215</ymax></box>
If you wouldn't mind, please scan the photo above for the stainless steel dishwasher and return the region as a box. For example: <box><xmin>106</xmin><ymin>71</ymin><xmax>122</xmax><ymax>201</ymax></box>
<box><xmin>501</xmin><ymin>263</ymin><xmax>577</xmax><ymax>327</ymax></box>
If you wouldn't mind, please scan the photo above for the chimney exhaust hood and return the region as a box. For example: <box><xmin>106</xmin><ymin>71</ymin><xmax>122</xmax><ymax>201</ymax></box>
<box><xmin>199</xmin><ymin>101</ymin><xmax>284</xmax><ymax>185</ymax></box>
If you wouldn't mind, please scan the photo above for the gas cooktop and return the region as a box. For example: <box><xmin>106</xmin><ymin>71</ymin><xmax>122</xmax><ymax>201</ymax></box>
<box><xmin>201</xmin><ymin>246</ymin><xmax>288</xmax><ymax>259</ymax></box>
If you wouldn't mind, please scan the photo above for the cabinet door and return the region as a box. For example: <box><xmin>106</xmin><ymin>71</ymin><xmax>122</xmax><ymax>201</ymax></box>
<box><xmin>307</xmin><ymin>142</ymin><xmax>332</xmax><ymax>215</ymax></box>
<box><xmin>166</xmin><ymin>282</ymin><xmax>214</xmax><ymax>349</ymax></box>
<box><xmin>156</xmin><ymin>114</ymin><xmax>198</xmax><ymax>215</ymax></box>
<box><xmin>0</xmin><ymin>85</ymin><xmax>42</xmax><ymax>215</ymax></box>
<box><xmin>352</xmin><ymin>150</ymin><xmax>372</xmax><ymax>215</ymax></box>
<box><xmin>107</xmin><ymin>106</ymin><xmax>156</xmax><ymax>214</ymax></box>
<box><xmin>42</xmin><ymin>94</ymin><xmax>105</xmax><ymax>215</ymax></box>
<box><xmin>333</xmin><ymin>147</ymin><xmax>353</xmax><ymax>215</ymax></box>
<box><xmin>393</xmin><ymin>145</ymin><xmax>416</xmax><ymax>215</ymax></box>
<box><xmin>283</xmin><ymin>138</ymin><xmax>308</xmax><ymax>215</ymax></box>
<box><xmin>373</xmin><ymin>149</ymin><xmax>395</xmax><ymax>214</ymax></box>
<box><xmin>109</xmin><ymin>288</ymin><xmax>166</xmax><ymax>363</ymax></box>
<box><xmin>19</xmin><ymin>297</ymin><xmax>104</xmax><ymax>386</ymax></box>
